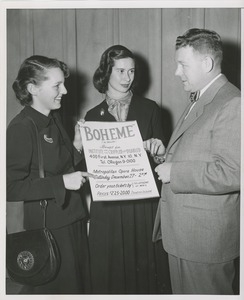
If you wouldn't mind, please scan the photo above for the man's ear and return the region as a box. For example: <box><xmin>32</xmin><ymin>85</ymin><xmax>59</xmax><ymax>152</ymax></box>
<box><xmin>203</xmin><ymin>56</ymin><xmax>214</xmax><ymax>73</ymax></box>
<box><xmin>27</xmin><ymin>83</ymin><xmax>38</xmax><ymax>96</ymax></box>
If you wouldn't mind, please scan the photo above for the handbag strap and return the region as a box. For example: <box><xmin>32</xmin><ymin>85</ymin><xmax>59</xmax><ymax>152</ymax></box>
<box><xmin>26</xmin><ymin>116</ymin><xmax>47</xmax><ymax>228</ymax></box>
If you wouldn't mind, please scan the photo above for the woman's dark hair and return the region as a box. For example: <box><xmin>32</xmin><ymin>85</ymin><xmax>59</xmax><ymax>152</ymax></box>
<box><xmin>93</xmin><ymin>45</ymin><xmax>136</xmax><ymax>93</ymax></box>
<box><xmin>12</xmin><ymin>55</ymin><xmax>70</xmax><ymax>106</ymax></box>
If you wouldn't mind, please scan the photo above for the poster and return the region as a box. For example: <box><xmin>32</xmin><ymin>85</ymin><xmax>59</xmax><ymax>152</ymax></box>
<box><xmin>79</xmin><ymin>121</ymin><xmax>159</xmax><ymax>201</ymax></box>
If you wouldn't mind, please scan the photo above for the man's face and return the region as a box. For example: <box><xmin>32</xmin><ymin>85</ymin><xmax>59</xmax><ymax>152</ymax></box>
<box><xmin>175</xmin><ymin>46</ymin><xmax>206</xmax><ymax>93</ymax></box>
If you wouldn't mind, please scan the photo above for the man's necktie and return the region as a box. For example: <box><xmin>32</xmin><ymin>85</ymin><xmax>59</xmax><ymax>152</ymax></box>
<box><xmin>189</xmin><ymin>91</ymin><xmax>200</xmax><ymax>102</ymax></box>
<box><xmin>184</xmin><ymin>91</ymin><xmax>200</xmax><ymax>120</ymax></box>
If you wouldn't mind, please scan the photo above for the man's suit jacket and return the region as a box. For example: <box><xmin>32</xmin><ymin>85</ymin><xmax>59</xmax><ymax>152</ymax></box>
<box><xmin>153</xmin><ymin>74</ymin><xmax>241</xmax><ymax>264</ymax></box>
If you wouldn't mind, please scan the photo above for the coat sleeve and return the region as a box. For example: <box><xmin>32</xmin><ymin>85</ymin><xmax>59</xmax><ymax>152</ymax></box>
<box><xmin>170</xmin><ymin>97</ymin><xmax>241</xmax><ymax>194</ymax></box>
<box><xmin>7</xmin><ymin>122</ymin><xmax>66</xmax><ymax>205</ymax></box>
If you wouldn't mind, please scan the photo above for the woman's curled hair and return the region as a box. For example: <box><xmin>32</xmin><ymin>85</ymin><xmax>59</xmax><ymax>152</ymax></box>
<box><xmin>12</xmin><ymin>55</ymin><xmax>69</xmax><ymax>106</ymax></box>
<box><xmin>93</xmin><ymin>45</ymin><xmax>135</xmax><ymax>94</ymax></box>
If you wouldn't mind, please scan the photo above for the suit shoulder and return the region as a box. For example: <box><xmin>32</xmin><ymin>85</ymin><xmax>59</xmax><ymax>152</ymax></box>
<box><xmin>210</xmin><ymin>82</ymin><xmax>241</xmax><ymax>118</ymax></box>
<box><xmin>219</xmin><ymin>81</ymin><xmax>241</xmax><ymax>101</ymax></box>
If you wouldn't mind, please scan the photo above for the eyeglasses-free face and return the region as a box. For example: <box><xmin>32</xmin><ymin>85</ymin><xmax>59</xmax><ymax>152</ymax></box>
<box><xmin>108</xmin><ymin>57</ymin><xmax>135</xmax><ymax>98</ymax></box>
<box><xmin>31</xmin><ymin>67</ymin><xmax>67</xmax><ymax>116</ymax></box>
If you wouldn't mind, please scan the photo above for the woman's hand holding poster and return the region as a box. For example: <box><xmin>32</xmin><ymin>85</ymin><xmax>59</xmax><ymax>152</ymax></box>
<box><xmin>79</xmin><ymin>121</ymin><xmax>159</xmax><ymax>201</ymax></box>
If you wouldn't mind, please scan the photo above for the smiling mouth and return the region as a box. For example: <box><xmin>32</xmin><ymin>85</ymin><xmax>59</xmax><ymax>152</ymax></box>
<box><xmin>121</xmin><ymin>84</ymin><xmax>130</xmax><ymax>88</ymax></box>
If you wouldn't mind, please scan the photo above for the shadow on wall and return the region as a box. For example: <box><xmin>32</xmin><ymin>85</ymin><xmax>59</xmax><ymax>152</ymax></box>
<box><xmin>134</xmin><ymin>52</ymin><xmax>173</xmax><ymax>146</ymax></box>
<box><xmin>160</xmin><ymin>107</ymin><xmax>173</xmax><ymax>147</ymax></box>
<box><xmin>60</xmin><ymin>70</ymin><xmax>89</xmax><ymax>139</ymax></box>
<box><xmin>133</xmin><ymin>52</ymin><xmax>151</xmax><ymax>96</ymax></box>
<box><xmin>222</xmin><ymin>40</ymin><xmax>241</xmax><ymax>89</ymax></box>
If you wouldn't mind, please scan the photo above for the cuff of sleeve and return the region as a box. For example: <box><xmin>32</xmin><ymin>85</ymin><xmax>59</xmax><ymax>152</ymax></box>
<box><xmin>50</xmin><ymin>175</ymin><xmax>66</xmax><ymax>206</ymax></box>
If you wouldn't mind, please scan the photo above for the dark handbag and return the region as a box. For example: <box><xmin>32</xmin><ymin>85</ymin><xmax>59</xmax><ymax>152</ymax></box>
<box><xmin>6</xmin><ymin>117</ymin><xmax>60</xmax><ymax>286</ymax></box>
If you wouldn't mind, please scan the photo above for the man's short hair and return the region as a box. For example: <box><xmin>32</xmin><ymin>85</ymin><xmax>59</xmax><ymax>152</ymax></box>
<box><xmin>176</xmin><ymin>28</ymin><xmax>223</xmax><ymax>66</ymax></box>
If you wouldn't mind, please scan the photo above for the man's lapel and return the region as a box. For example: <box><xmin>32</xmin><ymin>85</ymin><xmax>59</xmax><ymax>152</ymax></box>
<box><xmin>166</xmin><ymin>74</ymin><xmax>228</xmax><ymax>152</ymax></box>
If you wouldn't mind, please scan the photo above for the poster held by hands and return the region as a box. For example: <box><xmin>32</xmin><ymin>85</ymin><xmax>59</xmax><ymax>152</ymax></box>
<box><xmin>79</xmin><ymin>121</ymin><xmax>159</xmax><ymax>201</ymax></box>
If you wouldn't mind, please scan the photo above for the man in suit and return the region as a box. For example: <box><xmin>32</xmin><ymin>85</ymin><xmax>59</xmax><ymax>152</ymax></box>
<box><xmin>151</xmin><ymin>28</ymin><xmax>241</xmax><ymax>294</ymax></box>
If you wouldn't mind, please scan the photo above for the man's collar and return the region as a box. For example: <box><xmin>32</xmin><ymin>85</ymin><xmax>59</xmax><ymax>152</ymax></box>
<box><xmin>199</xmin><ymin>73</ymin><xmax>222</xmax><ymax>97</ymax></box>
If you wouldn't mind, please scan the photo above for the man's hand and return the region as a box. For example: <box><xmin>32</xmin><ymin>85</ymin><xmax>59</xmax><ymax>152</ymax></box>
<box><xmin>155</xmin><ymin>163</ymin><xmax>172</xmax><ymax>183</ymax></box>
<box><xmin>143</xmin><ymin>138</ymin><xmax>165</xmax><ymax>156</ymax></box>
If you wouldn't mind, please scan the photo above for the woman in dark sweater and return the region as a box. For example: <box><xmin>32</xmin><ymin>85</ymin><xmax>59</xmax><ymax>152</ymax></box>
<box><xmin>85</xmin><ymin>45</ymin><xmax>171</xmax><ymax>294</ymax></box>
<box><xmin>7</xmin><ymin>55</ymin><xmax>91</xmax><ymax>294</ymax></box>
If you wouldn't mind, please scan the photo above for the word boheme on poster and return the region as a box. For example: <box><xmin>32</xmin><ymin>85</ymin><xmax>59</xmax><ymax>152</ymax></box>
<box><xmin>79</xmin><ymin>121</ymin><xmax>159</xmax><ymax>201</ymax></box>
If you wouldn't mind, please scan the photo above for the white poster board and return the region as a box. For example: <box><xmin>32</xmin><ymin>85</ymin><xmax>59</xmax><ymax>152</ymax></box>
<box><xmin>79</xmin><ymin>121</ymin><xmax>159</xmax><ymax>201</ymax></box>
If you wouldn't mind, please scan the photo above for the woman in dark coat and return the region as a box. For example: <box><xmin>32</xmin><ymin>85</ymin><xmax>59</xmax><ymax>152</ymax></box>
<box><xmin>7</xmin><ymin>55</ymin><xmax>91</xmax><ymax>294</ymax></box>
<box><xmin>85</xmin><ymin>45</ymin><xmax>171</xmax><ymax>294</ymax></box>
